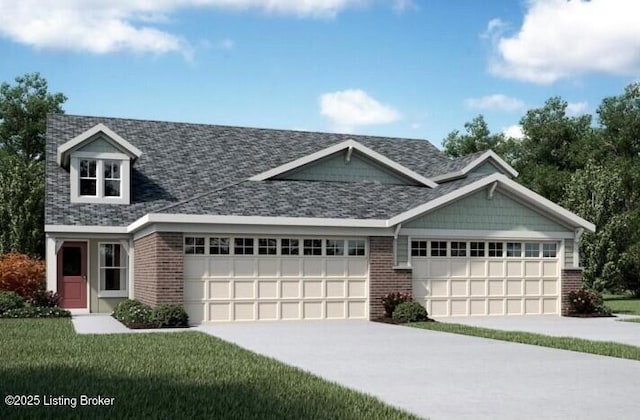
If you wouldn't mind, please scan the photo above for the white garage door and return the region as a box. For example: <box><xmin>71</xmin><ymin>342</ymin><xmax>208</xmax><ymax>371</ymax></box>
<box><xmin>411</xmin><ymin>240</ymin><xmax>560</xmax><ymax>316</ymax></box>
<box><xmin>183</xmin><ymin>236</ymin><xmax>369</xmax><ymax>323</ymax></box>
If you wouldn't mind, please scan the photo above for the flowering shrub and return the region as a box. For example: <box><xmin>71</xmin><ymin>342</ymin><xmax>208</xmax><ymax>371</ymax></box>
<box><xmin>567</xmin><ymin>289</ymin><xmax>611</xmax><ymax>315</ymax></box>
<box><xmin>0</xmin><ymin>291</ymin><xmax>25</xmax><ymax>313</ymax></box>
<box><xmin>0</xmin><ymin>306</ymin><xmax>70</xmax><ymax>318</ymax></box>
<box><xmin>27</xmin><ymin>290</ymin><xmax>61</xmax><ymax>308</ymax></box>
<box><xmin>392</xmin><ymin>302</ymin><xmax>428</xmax><ymax>323</ymax></box>
<box><xmin>0</xmin><ymin>253</ymin><xmax>46</xmax><ymax>300</ymax></box>
<box><xmin>113</xmin><ymin>299</ymin><xmax>154</xmax><ymax>328</ymax></box>
<box><xmin>381</xmin><ymin>291</ymin><xmax>413</xmax><ymax>317</ymax></box>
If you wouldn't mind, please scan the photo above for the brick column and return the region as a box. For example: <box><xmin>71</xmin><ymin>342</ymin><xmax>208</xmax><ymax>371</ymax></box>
<box><xmin>133</xmin><ymin>232</ymin><xmax>184</xmax><ymax>306</ymax></box>
<box><xmin>561</xmin><ymin>268</ymin><xmax>583</xmax><ymax>316</ymax></box>
<box><xmin>369</xmin><ymin>237</ymin><xmax>412</xmax><ymax>319</ymax></box>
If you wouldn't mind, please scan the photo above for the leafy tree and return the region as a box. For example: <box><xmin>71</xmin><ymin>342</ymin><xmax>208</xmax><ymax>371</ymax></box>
<box><xmin>442</xmin><ymin>115</ymin><xmax>520</xmax><ymax>163</ymax></box>
<box><xmin>0</xmin><ymin>73</ymin><xmax>66</xmax><ymax>257</ymax></box>
<box><xmin>0</xmin><ymin>73</ymin><xmax>66</xmax><ymax>161</ymax></box>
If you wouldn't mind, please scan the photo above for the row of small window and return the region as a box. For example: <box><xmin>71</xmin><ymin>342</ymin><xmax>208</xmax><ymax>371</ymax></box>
<box><xmin>411</xmin><ymin>241</ymin><xmax>557</xmax><ymax>258</ymax></box>
<box><xmin>185</xmin><ymin>237</ymin><xmax>367</xmax><ymax>256</ymax></box>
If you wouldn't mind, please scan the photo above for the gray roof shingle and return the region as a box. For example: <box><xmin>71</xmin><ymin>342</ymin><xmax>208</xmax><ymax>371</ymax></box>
<box><xmin>45</xmin><ymin>114</ymin><xmax>484</xmax><ymax>226</ymax></box>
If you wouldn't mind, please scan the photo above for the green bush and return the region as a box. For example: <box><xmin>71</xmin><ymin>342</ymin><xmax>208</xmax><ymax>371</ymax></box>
<box><xmin>380</xmin><ymin>291</ymin><xmax>413</xmax><ymax>318</ymax></box>
<box><xmin>0</xmin><ymin>291</ymin><xmax>25</xmax><ymax>313</ymax></box>
<box><xmin>27</xmin><ymin>290</ymin><xmax>60</xmax><ymax>308</ymax></box>
<box><xmin>0</xmin><ymin>306</ymin><xmax>70</xmax><ymax>318</ymax></box>
<box><xmin>113</xmin><ymin>299</ymin><xmax>153</xmax><ymax>327</ymax></box>
<box><xmin>151</xmin><ymin>304</ymin><xmax>189</xmax><ymax>328</ymax></box>
<box><xmin>568</xmin><ymin>289</ymin><xmax>611</xmax><ymax>315</ymax></box>
<box><xmin>392</xmin><ymin>302</ymin><xmax>428</xmax><ymax>323</ymax></box>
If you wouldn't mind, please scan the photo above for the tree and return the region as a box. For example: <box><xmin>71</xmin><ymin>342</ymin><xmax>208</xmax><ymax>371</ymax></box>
<box><xmin>0</xmin><ymin>73</ymin><xmax>66</xmax><ymax>257</ymax></box>
<box><xmin>442</xmin><ymin>115</ymin><xmax>520</xmax><ymax>163</ymax></box>
<box><xmin>0</xmin><ymin>73</ymin><xmax>66</xmax><ymax>161</ymax></box>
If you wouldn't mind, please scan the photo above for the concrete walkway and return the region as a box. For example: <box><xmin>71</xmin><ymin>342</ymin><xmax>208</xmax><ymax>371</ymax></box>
<box><xmin>203</xmin><ymin>320</ymin><xmax>640</xmax><ymax>420</ymax></box>
<box><xmin>71</xmin><ymin>314</ymin><xmax>190</xmax><ymax>334</ymax></box>
<box><xmin>435</xmin><ymin>314</ymin><xmax>640</xmax><ymax>347</ymax></box>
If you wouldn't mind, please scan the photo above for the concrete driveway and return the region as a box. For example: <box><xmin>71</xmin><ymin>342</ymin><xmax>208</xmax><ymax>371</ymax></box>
<box><xmin>436</xmin><ymin>315</ymin><xmax>640</xmax><ymax>346</ymax></box>
<box><xmin>200</xmin><ymin>321</ymin><xmax>640</xmax><ymax>420</ymax></box>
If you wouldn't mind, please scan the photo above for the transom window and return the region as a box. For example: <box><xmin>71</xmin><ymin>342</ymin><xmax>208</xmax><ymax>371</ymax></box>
<box><xmin>209</xmin><ymin>237</ymin><xmax>230</xmax><ymax>255</ymax></box>
<box><xmin>411</xmin><ymin>240</ymin><xmax>428</xmax><ymax>257</ymax></box>
<box><xmin>543</xmin><ymin>243</ymin><xmax>557</xmax><ymax>258</ymax></box>
<box><xmin>525</xmin><ymin>243</ymin><xmax>540</xmax><ymax>258</ymax></box>
<box><xmin>326</xmin><ymin>239</ymin><xmax>344</xmax><ymax>256</ymax></box>
<box><xmin>347</xmin><ymin>240</ymin><xmax>366</xmax><ymax>256</ymax></box>
<box><xmin>430</xmin><ymin>241</ymin><xmax>447</xmax><ymax>257</ymax></box>
<box><xmin>451</xmin><ymin>241</ymin><xmax>467</xmax><ymax>257</ymax></box>
<box><xmin>258</xmin><ymin>238</ymin><xmax>277</xmax><ymax>255</ymax></box>
<box><xmin>281</xmin><ymin>239</ymin><xmax>299</xmax><ymax>255</ymax></box>
<box><xmin>470</xmin><ymin>242</ymin><xmax>485</xmax><ymax>257</ymax></box>
<box><xmin>506</xmin><ymin>242</ymin><xmax>522</xmax><ymax>257</ymax></box>
<box><xmin>303</xmin><ymin>239</ymin><xmax>322</xmax><ymax>256</ymax></box>
<box><xmin>184</xmin><ymin>237</ymin><xmax>205</xmax><ymax>254</ymax></box>
<box><xmin>235</xmin><ymin>238</ymin><xmax>254</xmax><ymax>255</ymax></box>
<box><xmin>99</xmin><ymin>243</ymin><xmax>127</xmax><ymax>296</ymax></box>
<box><xmin>488</xmin><ymin>242</ymin><xmax>503</xmax><ymax>257</ymax></box>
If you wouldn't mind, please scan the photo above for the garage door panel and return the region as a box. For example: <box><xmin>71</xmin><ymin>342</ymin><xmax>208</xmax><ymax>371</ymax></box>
<box><xmin>348</xmin><ymin>259</ymin><xmax>368</xmax><ymax>276</ymax></box>
<box><xmin>506</xmin><ymin>261</ymin><xmax>522</xmax><ymax>277</ymax></box>
<box><xmin>470</xmin><ymin>261</ymin><xmax>486</xmax><ymax>277</ymax></box>
<box><xmin>281</xmin><ymin>302</ymin><xmax>300</xmax><ymax>319</ymax></box>
<box><xmin>450</xmin><ymin>280</ymin><xmax>467</xmax><ymax>296</ymax></box>
<box><xmin>543</xmin><ymin>261</ymin><xmax>558</xmax><ymax>277</ymax></box>
<box><xmin>326</xmin><ymin>259</ymin><xmax>347</xmax><ymax>277</ymax></box>
<box><xmin>185</xmin><ymin>280</ymin><xmax>206</xmax><ymax>299</ymax></box>
<box><xmin>258</xmin><ymin>302</ymin><xmax>278</xmax><ymax>320</ymax></box>
<box><xmin>525</xmin><ymin>279</ymin><xmax>540</xmax><ymax>295</ymax></box>
<box><xmin>543</xmin><ymin>280</ymin><xmax>557</xmax><ymax>295</ymax></box>
<box><xmin>430</xmin><ymin>300</ymin><xmax>448</xmax><ymax>316</ymax></box>
<box><xmin>451</xmin><ymin>300</ymin><xmax>468</xmax><ymax>316</ymax></box>
<box><xmin>488</xmin><ymin>261</ymin><xmax>504</xmax><ymax>277</ymax></box>
<box><xmin>506</xmin><ymin>279</ymin><xmax>522</xmax><ymax>296</ymax></box>
<box><xmin>450</xmin><ymin>261</ymin><xmax>467</xmax><ymax>277</ymax></box>
<box><xmin>209</xmin><ymin>281</ymin><xmax>230</xmax><ymax>299</ymax></box>
<box><xmin>258</xmin><ymin>281</ymin><xmax>278</xmax><ymax>299</ymax></box>
<box><xmin>524</xmin><ymin>261</ymin><xmax>540</xmax><ymax>277</ymax></box>
<box><xmin>303</xmin><ymin>281</ymin><xmax>323</xmax><ymax>298</ymax></box>
<box><xmin>281</xmin><ymin>259</ymin><xmax>301</xmax><ymax>277</ymax></box>
<box><xmin>234</xmin><ymin>259</ymin><xmax>256</xmax><ymax>277</ymax></box>
<box><xmin>430</xmin><ymin>260</ymin><xmax>448</xmax><ymax>277</ymax></box>
<box><xmin>543</xmin><ymin>298</ymin><xmax>557</xmax><ymax>314</ymax></box>
<box><xmin>326</xmin><ymin>280</ymin><xmax>345</xmax><ymax>298</ymax></box>
<box><xmin>281</xmin><ymin>281</ymin><xmax>300</xmax><ymax>298</ymax></box>
<box><xmin>470</xmin><ymin>299</ymin><xmax>486</xmax><ymax>315</ymax></box>
<box><xmin>234</xmin><ymin>302</ymin><xmax>255</xmax><ymax>320</ymax></box>
<box><xmin>185</xmin><ymin>303</ymin><xmax>205</xmax><ymax>322</ymax></box>
<box><xmin>303</xmin><ymin>259</ymin><xmax>323</xmax><ymax>276</ymax></box>
<box><xmin>470</xmin><ymin>280</ymin><xmax>486</xmax><ymax>296</ymax></box>
<box><xmin>488</xmin><ymin>299</ymin><xmax>504</xmax><ymax>315</ymax></box>
<box><xmin>209</xmin><ymin>303</ymin><xmax>230</xmax><ymax>321</ymax></box>
<box><xmin>414</xmin><ymin>280</ymin><xmax>429</xmax><ymax>297</ymax></box>
<box><xmin>184</xmin><ymin>258</ymin><xmax>207</xmax><ymax>278</ymax></box>
<box><xmin>506</xmin><ymin>299</ymin><xmax>522</xmax><ymax>315</ymax></box>
<box><xmin>430</xmin><ymin>280</ymin><xmax>448</xmax><ymax>297</ymax></box>
<box><xmin>258</xmin><ymin>259</ymin><xmax>279</xmax><ymax>277</ymax></box>
<box><xmin>488</xmin><ymin>279</ymin><xmax>504</xmax><ymax>296</ymax></box>
<box><xmin>326</xmin><ymin>301</ymin><xmax>345</xmax><ymax>318</ymax></box>
<box><xmin>348</xmin><ymin>280</ymin><xmax>366</xmax><ymax>298</ymax></box>
<box><xmin>348</xmin><ymin>301</ymin><xmax>366</xmax><ymax>318</ymax></box>
<box><xmin>525</xmin><ymin>299</ymin><xmax>541</xmax><ymax>315</ymax></box>
<box><xmin>303</xmin><ymin>301</ymin><xmax>323</xmax><ymax>319</ymax></box>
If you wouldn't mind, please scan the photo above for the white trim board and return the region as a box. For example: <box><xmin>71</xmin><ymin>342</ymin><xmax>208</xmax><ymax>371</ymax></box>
<box><xmin>57</xmin><ymin>123</ymin><xmax>142</xmax><ymax>167</ymax></box>
<box><xmin>248</xmin><ymin>139</ymin><xmax>438</xmax><ymax>188</ymax></box>
<box><xmin>45</xmin><ymin>225</ymin><xmax>128</xmax><ymax>234</ymax></box>
<box><xmin>432</xmin><ymin>150</ymin><xmax>519</xmax><ymax>182</ymax></box>
<box><xmin>399</xmin><ymin>229</ymin><xmax>575</xmax><ymax>239</ymax></box>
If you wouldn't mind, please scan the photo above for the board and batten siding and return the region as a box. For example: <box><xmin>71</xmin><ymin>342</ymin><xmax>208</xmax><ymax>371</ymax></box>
<box><xmin>467</xmin><ymin>161</ymin><xmax>507</xmax><ymax>177</ymax></box>
<box><xmin>77</xmin><ymin>136</ymin><xmax>120</xmax><ymax>154</ymax></box>
<box><xmin>564</xmin><ymin>238</ymin><xmax>574</xmax><ymax>268</ymax></box>
<box><xmin>279</xmin><ymin>151</ymin><xmax>414</xmax><ymax>185</ymax></box>
<box><xmin>404</xmin><ymin>190</ymin><xmax>572</xmax><ymax>233</ymax></box>
<box><xmin>396</xmin><ymin>235</ymin><xmax>409</xmax><ymax>265</ymax></box>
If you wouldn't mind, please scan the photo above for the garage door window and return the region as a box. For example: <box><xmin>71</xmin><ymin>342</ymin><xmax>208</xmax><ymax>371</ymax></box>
<box><xmin>431</xmin><ymin>241</ymin><xmax>447</xmax><ymax>257</ymax></box>
<box><xmin>543</xmin><ymin>243</ymin><xmax>557</xmax><ymax>258</ymax></box>
<box><xmin>210</xmin><ymin>237</ymin><xmax>230</xmax><ymax>255</ymax></box>
<box><xmin>185</xmin><ymin>237</ymin><xmax>205</xmax><ymax>254</ymax></box>
<box><xmin>488</xmin><ymin>242</ymin><xmax>503</xmax><ymax>257</ymax></box>
<box><xmin>281</xmin><ymin>239</ymin><xmax>299</xmax><ymax>255</ymax></box>
<box><xmin>506</xmin><ymin>242</ymin><xmax>522</xmax><ymax>257</ymax></box>
<box><xmin>348</xmin><ymin>240</ymin><xmax>366</xmax><ymax>256</ymax></box>
<box><xmin>326</xmin><ymin>239</ymin><xmax>345</xmax><ymax>256</ymax></box>
<box><xmin>470</xmin><ymin>241</ymin><xmax>485</xmax><ymax>257</ymax></box>
<box><xmin>234</xmin><ymin>238</ymin><xmax>254</xmax><ymax>255</ymax></box>
<box><xmin>303</xmin><ymin>239</ymin><xmax>323</xmax><ymax>256</ymax></box>
<box><xmin>451</xmin><ymin>241</ymin><xmax>467</xmax><ymax>257</ymax></box>
<box><xmin>525</xmin><ymin>243</ymin><xmax>540</xmax><ymax>258</ymax></box>
<box><xmin>411</xmin><ymin>240</ymin><xmax>428</xmax><ymax>257</ymax></box>
<box><xmin>258</xmin><ymin>238</ymin><xmax>277</xmax><ymax>255</ymax></box>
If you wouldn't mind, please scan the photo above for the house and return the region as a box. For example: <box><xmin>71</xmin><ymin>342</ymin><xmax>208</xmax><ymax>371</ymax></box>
<box><xmin>45</xmin><ymin>114</ymin><xmax>594</xmax><ymax>322</ymax></box>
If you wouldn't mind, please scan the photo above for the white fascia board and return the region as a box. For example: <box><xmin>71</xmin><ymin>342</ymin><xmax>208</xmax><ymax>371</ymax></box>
<box><xmin>388</xmin><ymin>173</ymin><xmax>596</xmax><ymax>232</ymax></box>
<box><xmin>249</xmin><ymin>139</ymin><xmax>437</xmax><ymax>188</ymax></box>
<box><xmin>57</xmin><ymin>123</ymin><xmax>143</xmax><ymax>166</ymax></box>
<box><xmin>127</xmin><ymin>213</ymin><xmax>388</xmax><ymax>234</ymax></box>
<box><xmin>399</xmin><ymin>228</ymin><xmax>575</xmax><ymax>239</ymax></box>
<box><xmin>432</xmin><ymin>150</ymin><xmax>519</xmax><ymax>182</ymax></box>
<box><xmin>45</xmin><ymin>225</ymin><xmax>128</xmax><ymax>234</ymax></box>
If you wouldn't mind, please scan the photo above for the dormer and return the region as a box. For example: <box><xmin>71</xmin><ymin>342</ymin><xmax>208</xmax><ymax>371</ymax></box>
<box><xmin>57</xmin><ymin>124</ymin><xmax>142</xmax><ymax>205</ymax></box>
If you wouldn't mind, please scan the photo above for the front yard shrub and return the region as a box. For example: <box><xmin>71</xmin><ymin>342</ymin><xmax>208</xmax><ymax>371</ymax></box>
<box><xmin>568</xmin><ymin>289</ymin><xmax>612</xmax><ymax>315</ymax></box>
<box><xmin>113</xmin><ymin>299</ymin><xmax>153</xmax><ymax>328</ymax></box>
<box><xmin>0</xmin><ymin>253</ymin><xmax>46</xmax><ymax>300</ymax></box>
<box><xmin>392</xmin><ymin>302</ymin><xmax>428</xmax><ymax>323</ymax></box>
<box><xmin>381</xmin><ymin>291</ymin><xmax>413</xmax><ymax>318</ymax></box>
<box><xmin>151</xmin><ymin>304</ymin><xmax>189</xmax><ymax>327</ymax></box>
<box><xmin>0</xmin><ymin>291</ymin><xmax>25</xmax><ymax>313</ymax></box>
<box><xmin>27</xmin><ymin>290</ymin><xmax>60</xmax><ymax>308</ymax></box>
<box><xmin>0</xmin><ymin>306</ymin><xmax>70</xmax><ymax>318</ymax></box>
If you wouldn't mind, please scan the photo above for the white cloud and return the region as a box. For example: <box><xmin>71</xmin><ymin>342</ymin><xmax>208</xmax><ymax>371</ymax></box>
<box><xmin>0</xmin><ymin>0</ymin><xmax>402</xmax><ymax>56</ymax></box>
<box><xmin>464</xmin><ymin>94</ymin><xmax>525</xmax><ymax>112</ymax></box>
<box><xmin>566</xmin><ymin>101</ymin><xmax>589</xmax><ymax>116</ymax></box>
<box><xmin>481</xmin><ymin>18</ymin><xmax>507</xmax><ymax>39</ymax></box>
<box><xmin>319</xmin><ymin>89</ymin><xmax>401</xmax><ymax>133</ymax></box>
<box><xmin>489</xmin><ymin>0</ymin><xmax>640</xmax><ymax>84</ymax></box>
<box><xmin>502</xmin><ymin>124</ymin><xmax>524</xmax><ymax>140</ymax></box>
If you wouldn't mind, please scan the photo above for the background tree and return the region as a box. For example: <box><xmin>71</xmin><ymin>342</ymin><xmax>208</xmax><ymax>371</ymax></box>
<box><xmin>0</xmin><ymin>73</ymin><xmax>66</xmax><ymax>256</ymax></box>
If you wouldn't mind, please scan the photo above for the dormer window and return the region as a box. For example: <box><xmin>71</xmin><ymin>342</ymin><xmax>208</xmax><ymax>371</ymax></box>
<box><xmin>57</xmin><ymin>124</ymin><xmax>142</xmax><ymax>205</ymax></box>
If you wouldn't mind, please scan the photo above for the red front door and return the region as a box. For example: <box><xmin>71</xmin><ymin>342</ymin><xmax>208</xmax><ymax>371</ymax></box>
<box><xmin>57</xmin><ymin>242</ymin><xmax>87</xmax><ymax>309</ymax></box>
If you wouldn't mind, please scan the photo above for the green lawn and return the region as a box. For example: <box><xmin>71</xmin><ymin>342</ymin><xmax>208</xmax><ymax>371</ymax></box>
<box><xmin>603</xmin><ymin>294</ymin><xmax>640</xmax><ymax>315</ymax></box>
<box><xmin>408</xmin><ymin>322</ymin><xmax>640</xmax><ymax>361</ymax></box>
<box><xmin>0</xmin><ymin>319</ymin><xmax>416</xmax><ymax>420</ymax></box>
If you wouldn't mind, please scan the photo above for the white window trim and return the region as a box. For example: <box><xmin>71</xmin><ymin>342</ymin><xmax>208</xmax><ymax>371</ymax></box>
<box><xmin>98</xmin><ymin>242</ymin><xmax>129</xmax><ymax>298</ymax></box>
<box><xmin>70</xmin><ymin>155</ymin><xmax>131</xmax><ymax>205</ymax></box>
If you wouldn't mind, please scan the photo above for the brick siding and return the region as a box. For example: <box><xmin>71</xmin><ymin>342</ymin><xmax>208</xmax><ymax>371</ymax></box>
<box><xmin>368</xmin><ymin>236</ymin><xmax>412</xmax><ymax>319</ymax></box>
<box><xmin>561</xmin><ymin>268</ymin><xmax>583</xmax><ymax>316</ymax></box>
<box><xmin>133</xmin><ymin>232</ymin><xmax>184</xmax><ymax>306</ymax></box>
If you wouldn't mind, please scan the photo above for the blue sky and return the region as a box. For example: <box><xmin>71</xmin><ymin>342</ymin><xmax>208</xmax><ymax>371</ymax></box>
<box><xmin>1</xmin><ymin>0</ymin><xmax>638</xmax><ymax>146</ymax></box>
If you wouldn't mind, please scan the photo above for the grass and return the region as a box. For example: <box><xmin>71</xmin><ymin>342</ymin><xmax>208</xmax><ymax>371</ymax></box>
<box><xmin>603</xmin><ymin>294</ymin><xmax>640</xmax><ymax>315</ymax></box>
<box><xmin>408</xmin><ymin>321</ymin><xmax>640</xmax><ymax>361</ymax></box>
<box><xmin>0</xmin><ymin>319</ymin><xmax>416</xmax><ymax>420</ymax></box>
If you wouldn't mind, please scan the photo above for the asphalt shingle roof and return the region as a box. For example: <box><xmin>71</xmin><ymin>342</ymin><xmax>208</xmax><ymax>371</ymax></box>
<box><xmin>45</xmin><ymin>114</ymin><xmax>484</xmax><ymax>226</ymax></box>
